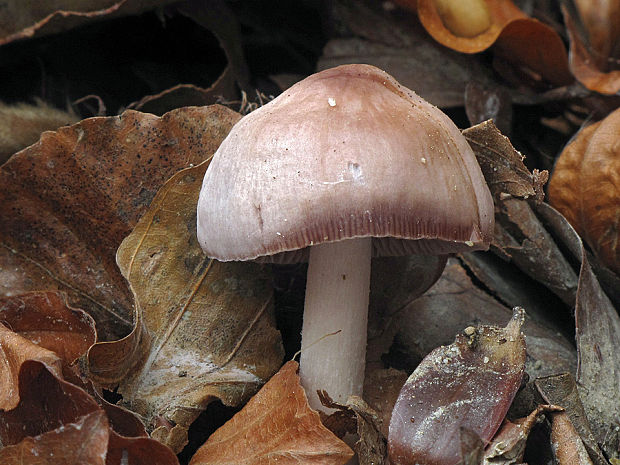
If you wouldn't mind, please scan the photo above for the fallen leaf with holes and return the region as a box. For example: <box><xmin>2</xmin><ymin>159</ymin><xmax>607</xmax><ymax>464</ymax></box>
<box><xmin>0</xmin><ymin>105</ymin><xmax>241</xmax><ymax>341</ymax></box>
<box><xmin>88</xmin><ymin>161</ymin><xmax>283</xmax><ymax>453</ymax></box>
<box><xmin>388</xmin><ymin>308</ymin><xmax>526</xmax><ymax>465</ymax></box>
<box><xmin>190</xmin><ymin>361</ymin><xmax>353</xmax><ymax>465</ymax></box>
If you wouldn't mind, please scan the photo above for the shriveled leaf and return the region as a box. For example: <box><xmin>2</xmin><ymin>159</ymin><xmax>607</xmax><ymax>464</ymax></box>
<box><xmin>388</xmin><ymin>308</ymin><xmax>526</xmax><ymax>465</ymax></box>
<box><xmin>320</xmin><ymin>0</ymin><xmax>502</xmax><ymax>108</ymax></box>
<box><xmin>107</xmin><ymin>429</ymin><xmax>180</xmax><ymax>465</ymax></box>
<box><xmin>551</xmin><ymin>411</ymin><xmax>594</xmax><ymax>465</ymax></box>
<box><xmin>535</xmin><ymin>373</ymin><xmax>608</xmax><ymax>465</ymax></box>
<box><xmin>88</xmin><ymin>161</ymin><xmax>283</xmax><ymax>452</ymax></box>
<box><xmin>378</xmin><ymin>259</ymin><xmax>576</xmax><ymax>378</ymax></box>
<box><xmin>0</xmin><ymin>410</ymin><xmax>109</xmax><ymax>465</ymax></box>
<box><xmin>320</xmin><ymin>392</ymin><xmax>387</xmax><ymax>465</ymax></box>
<box><xmin>563</xmin><ymin>5</ymin><xmax>620</xmax><ymax>94</ymax></box>
<box><xmin>0</xmin><ymin>0</ymin><xmax>178</xmax><ymax>46</ymax></box>
<box><xmin>463</xmin><ymin>120</ymin><xmax>546</xmax><ymax>202</ymax></box>
<box><xmin>483</xmin><ymin>404</ymin><xmax>563</xmax><ymax>464</ymax></box>
<box><xmin>0</xmin><ymin>291</ymin><xmax>95</xmax><ymax>367</ymax></box>
<box><xmin>0</xmin><ymin>105</ymin><xmax>241</xmax><ymax>340</ymax></box>
<box><xmin>189</xmin><ymin>361</ymin><xmax>353</xmax><ymax>465</ymax></box>
<box><xmin>0</xmin><ymin>324</ymin><xmax>62</xmax><ymax>411</ymax></box>
<box><xmin>548</xmin><ymin>108</ymin><xmax>620</xmax><ymax>274</ymax></box>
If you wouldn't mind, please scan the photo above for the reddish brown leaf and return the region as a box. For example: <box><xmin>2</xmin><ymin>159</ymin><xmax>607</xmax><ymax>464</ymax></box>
<box><xmin>551</xmin><ymin>411</ymin><xmax>595</xmax><ymax>465</ymax></box>
<box><xmin>189</xmin><ymin>361</ymin><xmax>354</xmax><ymax>465</ymax></box>
<box><xmin>484</xmin><ymin>404</ymin><xmax>563</xmax><ymax>463</ymax></box>
<box><xmin>548</xmin><ymin>107</ymin><xmax>620</xmax><ymax>274</ymax></box>
<box><xmin>563</xmin><ymin>4</ymin><xmax>620</xmax><ymax>94</ymax></box>
<box><xmin>0</xmin><ymin>105</ymin><xmax>241</xmax><ymax>340</ymax></box>
<box><xmin>388</xmin><ymin>308</ymin><xmax>526</xmax><ymax>465</ymax></box>
<box><xmin>0</xmin><ymin>291</ymin><xmax>95</xmax><ymax>367</ymax></box>
<box><xmin>0</xmin><ymin>410</ymin><xmax>109</xmax><ymax>465</ymax></box>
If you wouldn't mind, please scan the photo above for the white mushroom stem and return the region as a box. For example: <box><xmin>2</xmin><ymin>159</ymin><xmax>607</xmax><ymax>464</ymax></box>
<box><xmin>299</xmin><ymin>237</ymin><xmax>372</xmax><ymax>412</ymax></box>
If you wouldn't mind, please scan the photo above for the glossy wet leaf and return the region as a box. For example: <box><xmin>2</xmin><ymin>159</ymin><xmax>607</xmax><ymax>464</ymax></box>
<box><xmin>388</xmin><ymin>308</ymin><xmax>526</xmax><ymax>465</ymax></box>
<box><xmin>0</xmin><ymin>105</ymin><xmax>241</xmax><ymax>340</ymax></box>
<box><xmin>189</xmin><ymin>361</ymin><xmax>353</xmax><ymax>465</ymax></box>
<box><xmin>88</xmin><ymin>160</ymin><xmax>283</xmax><ymax>452</ymax></box>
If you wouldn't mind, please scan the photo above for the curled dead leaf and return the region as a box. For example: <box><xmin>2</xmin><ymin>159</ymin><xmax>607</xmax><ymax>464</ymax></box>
<box><xmin>548</xmin><ymin>107</ymin><xmax>620</xmax><ymax>275</ymax></box>
<box><xmin>551</xmin><ymin>411</ymin><xmax>595</xmax><ymax>465</ymax></box>
<box><xmin>189</xmin><ymin>361</ymin><xmax>353</xmax><ymax>465</ymax></box>
<box><xmin>88</xmin><ymin>160</ymin><xmax>283</xmax><ymax>452</ymax></box>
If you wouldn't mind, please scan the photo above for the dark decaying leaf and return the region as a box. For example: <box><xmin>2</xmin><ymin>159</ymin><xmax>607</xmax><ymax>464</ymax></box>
<box><xmin>0</xmin><ymin>0</ymin><xmax>177</xmax><ymax>46</ymax></box>
<box><xmin>484</xmin><ymin>404</ymin><xmax>563</xmax><ymax>464</ymax></box>
<box><xmin>363</xmin><ymin>365</ymin><xmax>409</xmax><ymax>438</ymax></box>
<box><xmin>551</xmin><ymin>411</ymin><xmax>595</xmax><ymax>465</ymax></box>
<box><xmin>535</xmin><ymin>203</ymin><xmax>620</xmax><ymax>461</ymax></box>
<box><xmin>459</xmin><ymin>427</ymin><xmax>484</xmax><ymax>465</ymax></box>
<box><xmin>535</xmin><ymin>373</ymin><xmax>607</xmax><ymax>465</ymax></box>
<box><xmin>464</xmin><ymin>82</ymin><xmax>512</xmax><ymax>137</ymax></box>
<box><xmin>0</xmin><ymin>105</ymin><xmax>241</xmax><ymax>340</ymax></box>
<box><xmin>88</xmin><ymin>160</ymin><xmax>283</xmax><ymax>453</ymax></box>
<box><xmin>320</xmin><ymin>0</ymin><xmax>502</xmax><ymax>108</ymax></box>
<box><xmin>383</xmin><ymin>259</ymin><xmax>576</xmax><ymax>379</ymax></box>
<box><xmin>189</xmin><ymin>361</ymin><xmax>353</xmax><ymax>465</ymax></box>
<box><xmin>0</xmin><ymin>409</ymin><xmax>109</xmax><ymax>465</ymax></box>
<box><xmin>388</xmin><ymin>308</ymin><xmax>526</xmax><ymax>465</ymax></box>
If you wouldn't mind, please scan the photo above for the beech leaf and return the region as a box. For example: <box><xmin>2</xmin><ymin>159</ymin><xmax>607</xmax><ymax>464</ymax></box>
<box><xmin>388</xmin><ymin>308</ymin><xmax>526</xmax><ymax>465</ymax></box>
<box><xmin>0</xmin><ymin>105</ymin><xmax>241</xmax><ymax>340</ymax></box>
<box><xmin>88</xmin><ymin>160</ymin><xmax>283</xmax><ymax>453</ymax></box>
<box><xmin>189</xmin><ymin>361</ymin><xmax>353</xmax><ymax>465</ymax></box>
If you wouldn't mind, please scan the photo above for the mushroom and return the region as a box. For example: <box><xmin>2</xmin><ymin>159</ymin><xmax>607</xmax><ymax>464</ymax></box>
<box><xmin>196</xmin><ymin>64</ymin><xmax>494</xmax><ymax>411</ymax></box>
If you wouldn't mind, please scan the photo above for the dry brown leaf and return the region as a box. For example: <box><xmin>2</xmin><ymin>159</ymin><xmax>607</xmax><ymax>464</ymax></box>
<box><xmin>189</xmin><ymin>360</ymin><xmax>354</xmax><ymax>465</ymax></box>
<box><xmin>563</xmin><ymin>4</ymin><xmax>620</xmax><ymax>94</ymax></box>
<box><xmin>535</xmin><ymin>373</ymin><xmax>607</xmax><ymax>465</ymax></box>
<box><xmin>0</xmin><ymin>409</ymin><xmax>109</xmax><ymax>465</ymax></box>
<box><xmin>551</xmin><ymin>411</ymin><xmax>595</xmax><ymax>465</ymax></box>
<box><xmin>0</xmin><ymin>105</ymin><xmax>241</xmax><ymax>340</ymax></box>
<box><xmin>87</xmin><ymin>160</ymin><xmax>283</xmax><ymax>452</ymax></box>
<box><xmin>548</xmin><ymin>107</ymin><xmax>620</xmax><ymax>274</ymax></box>
<box><xmin>484</xmin><ymin>404</ymin><xmax>563</xmax><ymax>464</ymax></box>
<box><xmin>0</xmin><ymin>291</ymin><xmax>95</xmax><ymax>368</ymax></box>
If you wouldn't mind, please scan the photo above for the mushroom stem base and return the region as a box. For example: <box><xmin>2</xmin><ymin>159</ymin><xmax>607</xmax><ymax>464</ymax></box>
<box><xmin>300</xmin><ymin>237</ymin><xmax>372</xmax><ymax>412</ymax></box>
